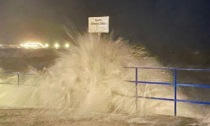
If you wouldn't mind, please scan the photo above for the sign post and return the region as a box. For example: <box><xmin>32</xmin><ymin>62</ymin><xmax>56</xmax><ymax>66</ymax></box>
<box><xmin>88</xmin><ymin>16</ymin><xmax>109</xmax><ymax>42</ymax></box>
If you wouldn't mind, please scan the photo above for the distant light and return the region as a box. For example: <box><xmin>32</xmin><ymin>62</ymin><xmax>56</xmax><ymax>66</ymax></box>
<box><xmin>64</xmin><ymin>43</ymin><xmax>70</xmax><ymax>48</ymax></box>
<box><xmin>54</xmin><ymin>43</ymin><xmax>60</xmax><ymax>49</ymax></box>
<box><xmin>20</xmin><ymin>41</ymin><xmax>44</xmax><ymax>49</ymax></box>
<box><xmin>44</xmin><ymin>43</ymin><xmax>49</xmax><ymax>48</ymax></box>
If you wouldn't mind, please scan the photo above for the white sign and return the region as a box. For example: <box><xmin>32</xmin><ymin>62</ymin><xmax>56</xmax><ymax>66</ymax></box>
<box><xmin>88</xmin><ymin>16</ymin><xmax>109</xmax><ymax>33</ymax></box>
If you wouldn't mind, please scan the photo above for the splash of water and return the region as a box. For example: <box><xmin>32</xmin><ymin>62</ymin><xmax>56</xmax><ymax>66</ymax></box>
<box><xmin>0</xmin><ymin>34</ymin><xmax>204</xmax><ymax>118</ymax></box>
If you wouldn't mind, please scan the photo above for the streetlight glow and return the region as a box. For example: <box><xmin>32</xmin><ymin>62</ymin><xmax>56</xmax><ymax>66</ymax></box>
<box><xmin>54</xmin><ymin>43</ymin><xmax>60</xmax><ymax>49</ymax></box>
<box><xmin>65</xmin><ymin>43</ymin><xmax>70</xmax><ymax>48</ymax></box>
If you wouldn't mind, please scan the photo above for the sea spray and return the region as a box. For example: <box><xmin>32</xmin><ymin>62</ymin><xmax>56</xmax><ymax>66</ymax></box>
<box><xmin>38</xmin><ymin>34</ymin><xmax>141</xmax><ymax>114</ymax></box>
<box><xmin>0</xmin><ymin>34</ymin><xmax>203</xmax><ymax>118</ymax></box>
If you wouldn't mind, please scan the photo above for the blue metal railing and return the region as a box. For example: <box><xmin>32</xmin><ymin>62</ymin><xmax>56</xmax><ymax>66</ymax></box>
<box><xmin>126</xmin><ymin>67</ymin><xmax>210</xmax><ymax>116</ymax></box>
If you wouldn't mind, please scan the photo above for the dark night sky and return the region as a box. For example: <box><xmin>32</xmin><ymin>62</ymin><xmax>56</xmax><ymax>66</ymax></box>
<box><xmin>1</xmin><ymin>0</ymin><xmax>210</xmax><ymax>53</ymax></box>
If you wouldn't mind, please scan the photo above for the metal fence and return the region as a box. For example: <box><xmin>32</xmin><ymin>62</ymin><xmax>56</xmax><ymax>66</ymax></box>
<box><xmin>126</xmin><ymin>67</ymin><xmax>210</xmax><ymax>116</ymax></box>
<box><xmin>1</xmin><ymin>67</ymin><xmax>210</xmax><ymax>116</ymax></box>
<box><xmin>0</xmin><ymin>72</ymin><xmax>34</xmax><ymax>85</ymax></box>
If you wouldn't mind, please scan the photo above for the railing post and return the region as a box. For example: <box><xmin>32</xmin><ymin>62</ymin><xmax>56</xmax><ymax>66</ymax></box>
<box><xmin>135</xmin><ymin>68</ymin><xmax>138</xmax><ymax>112</ymax></box>
<box><xmin>17</xmin><ymin>73</ymin><xmax>20</xmax><ymax>86</ymax></box>
<box><xmin>173</xmin><ymin>69</ymin><xmax>177</xmax><ymax>116</ymax></box>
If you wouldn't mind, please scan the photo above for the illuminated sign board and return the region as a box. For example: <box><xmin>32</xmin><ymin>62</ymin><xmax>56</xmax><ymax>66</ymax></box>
<box><xmin>88</xmin><ymin>16</ymin><xmax>109</xmax><ymax>33</ymax></box>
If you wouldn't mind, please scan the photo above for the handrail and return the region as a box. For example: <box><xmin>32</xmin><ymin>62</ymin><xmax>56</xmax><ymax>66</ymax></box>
<box><xmin>126</xmin><ymin>67</ymin><xmax>210</xmax><ymax>116</ymax></box>
<box><xmin>125</xmin><ymin>66</ymin><xmax>210</xmax><ymax>71</ymax></box>
<box><xmin>0</xmin><ymin>72</ymin><xmax>35</xmax><ymax>85</ymax></box>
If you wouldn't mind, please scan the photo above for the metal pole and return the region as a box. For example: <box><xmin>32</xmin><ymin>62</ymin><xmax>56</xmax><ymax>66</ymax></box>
<box><xmin>173</xmin><ymin>69</ymin><xmax>177</xmax><ymax>116</ymax></box>
<box><xmin>135</xmin><ymin>68</ymin><xmax>138</xmax><ymax>112</ymax></box>
<box><xmin>98</xmin><ymin>33</ymin><xmax>101</xmax><ymax>42</ymax></box>
<box><xmin>17</xmin><ymin>73</ymin><xmax>20</xmax><ymax>86</ymax></box>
